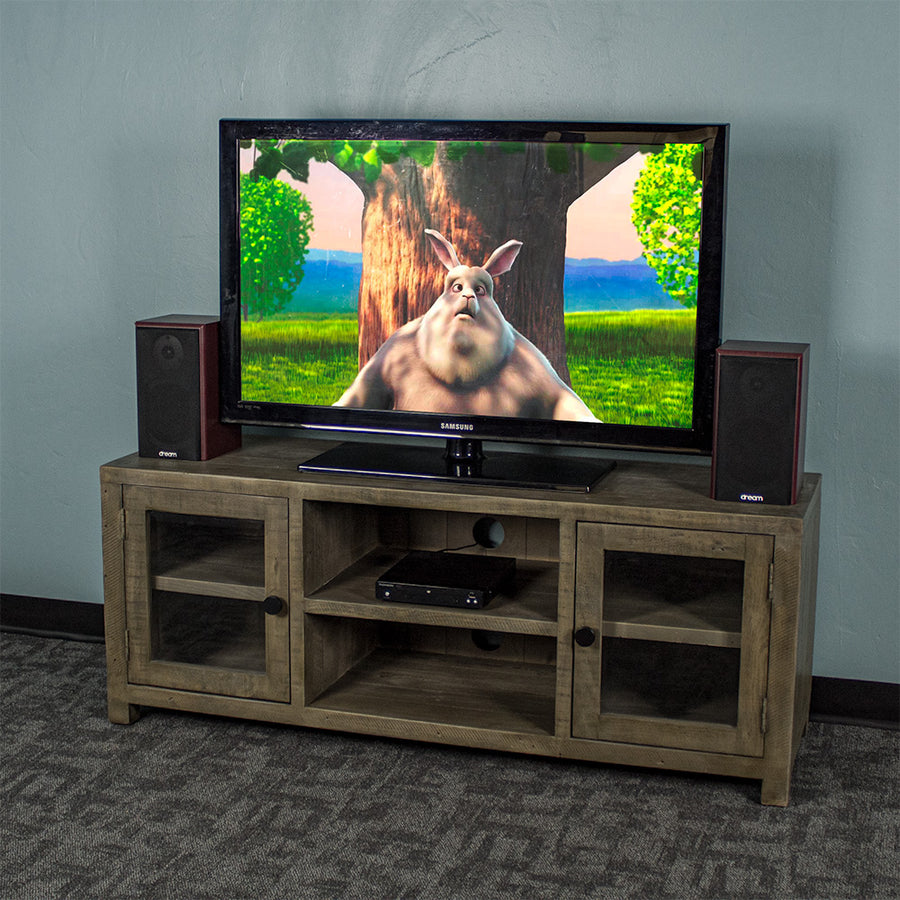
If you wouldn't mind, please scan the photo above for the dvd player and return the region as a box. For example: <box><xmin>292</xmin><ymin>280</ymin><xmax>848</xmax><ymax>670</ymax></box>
<box><xmin>376</xmin><ymin>550</ymin><xmax>516</xmax><ymax>609</ymax></box>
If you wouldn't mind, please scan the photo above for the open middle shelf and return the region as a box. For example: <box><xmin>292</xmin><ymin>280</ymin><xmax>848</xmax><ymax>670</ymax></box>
<box><xmin>305</xmin><ymin>547</ymin><xmax>559</xmax><ymax>635</ymax></box>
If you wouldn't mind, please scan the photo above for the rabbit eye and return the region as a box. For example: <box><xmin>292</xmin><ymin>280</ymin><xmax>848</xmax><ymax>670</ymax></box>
<box><xmin>451</xmin><ymin>282</ymin><xmax>463</xmax><ymax>292</ymax></box>
<box><xmin>475</xmin><ymin>285</ymin><xmax>486</xmax><ymax>296</ymax></box>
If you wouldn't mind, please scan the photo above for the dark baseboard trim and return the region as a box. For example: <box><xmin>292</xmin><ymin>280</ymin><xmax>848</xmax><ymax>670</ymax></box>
<box><xmin>809</xmin><ymin>677</ymin><xmax>899</xmax><ymax>730</ymax></box>
<box><xmin>1</xmin><ymin>594</ymin><xmax>104</xmax><ymax>643</ymax></box>
<box><xmin>2</xmin><ymin>594</ymin><xmax>898</xmax><ymax>729</ymax></box>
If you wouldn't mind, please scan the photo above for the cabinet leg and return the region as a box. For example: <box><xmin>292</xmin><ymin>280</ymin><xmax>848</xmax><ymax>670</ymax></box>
<box><xmin>108</xmin><ymin>699</ymin><xmax>140</xmax><ymax>725</ymax></box>
<box><xmin>760</xmin><ymin>777</ymin><xmax>790</xmax><ymax>807</ymax></box>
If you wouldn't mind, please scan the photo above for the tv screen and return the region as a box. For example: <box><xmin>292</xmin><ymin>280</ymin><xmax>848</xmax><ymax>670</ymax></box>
<box><xmin>220</xmin><ymin>119</ymin><xmax>728</xmax><ymax>489</ymax></box>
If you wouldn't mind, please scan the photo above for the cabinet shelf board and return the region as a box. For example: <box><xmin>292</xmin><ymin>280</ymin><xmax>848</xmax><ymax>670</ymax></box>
<box><xmin>151</xmin><ymin>575</ymin><xmax>267</xmax><ymax>602</ymax></box>
<box><xmin>308</xmin><ymin>648</ymin><xmax>557</xmax><ymax>736</ymax></box>
<box><xmin>152</xmin><ymin>537</ymin><xmax>265</xmax><ymax>595</ymax></box>
<box><xmin>602</xmin><ymin>616</ymin><xmax>741</xmax><ymax>648</ymax></box>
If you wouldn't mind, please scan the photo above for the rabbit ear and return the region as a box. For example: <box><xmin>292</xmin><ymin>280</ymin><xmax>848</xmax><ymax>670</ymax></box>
<box><xmin>483</xmin><ymin>239</ymin><xmax>523</xmax><ymax>277</ymax></box>
<box><xmin>425</xmin><ymin>229</ymin><xmax>461</xmax><ymax>270</ymax></box>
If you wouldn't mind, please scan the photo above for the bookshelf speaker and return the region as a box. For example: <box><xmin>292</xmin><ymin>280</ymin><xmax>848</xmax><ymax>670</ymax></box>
<box><xmin>711</xmin><ymin>341</ymin><xmax>809</xmax><ymax>505</ymax></box>
<box><xmin>136</xmin><ymin>315</ymin><xmax>241</xmax><ymax>460</ymax></box>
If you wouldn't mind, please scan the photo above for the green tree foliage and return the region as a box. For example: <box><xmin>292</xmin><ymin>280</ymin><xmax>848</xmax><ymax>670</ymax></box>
<box><xmin>631</xmin><ymin>144</ymin><xmax>703</xmax><ymax>308</ymax></box>
<box><xmin>245</xmin><ymin>138</ymin><xmax>624</xmax><ymax>185</ymax></box>
<box><xmin>239</xmin><ymin>174</ymin><xmax>314</xmax><ymax>321</ymax></box>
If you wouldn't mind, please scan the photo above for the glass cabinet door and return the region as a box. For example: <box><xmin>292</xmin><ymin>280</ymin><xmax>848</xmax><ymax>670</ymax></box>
<box><xmin>123</xmin><ymin>486</ymin><xmax>290</xmax><ymax>702</ymax></box>
<box><xmin>572</xmin><ymin>524</ymin><xmax>773</xmax><ymax>756</ymax></box>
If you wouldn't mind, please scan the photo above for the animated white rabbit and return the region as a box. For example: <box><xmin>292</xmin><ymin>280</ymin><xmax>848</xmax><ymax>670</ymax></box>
<box><xmin>333</xmin><ymin>228</ymin><xmax>599</xmax><ymax>421</ymax></box>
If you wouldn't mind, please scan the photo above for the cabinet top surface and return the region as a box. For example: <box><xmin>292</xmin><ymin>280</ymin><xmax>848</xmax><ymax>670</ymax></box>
<box><xmin>101</xmin><ymin>435</ymin><xmax>821</xmax><ymax>526</ymax></box>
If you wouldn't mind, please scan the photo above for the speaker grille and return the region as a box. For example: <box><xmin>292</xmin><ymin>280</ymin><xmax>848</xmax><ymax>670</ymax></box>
<box><xmin>144</xmin><ymin>383</ymin><xmax>196</xmax><ymax>445</ymax></box>
<box><xmin>136</xmin><ymin>326</ymin><xmax>202</xmax><ymax>458</ymax></box>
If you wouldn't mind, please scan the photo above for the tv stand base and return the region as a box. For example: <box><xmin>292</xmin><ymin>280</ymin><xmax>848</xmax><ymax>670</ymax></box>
<box><xmin>298</xmin><ymin>438</ymin><xmax>616</xmax><ymax>492</ymax></box>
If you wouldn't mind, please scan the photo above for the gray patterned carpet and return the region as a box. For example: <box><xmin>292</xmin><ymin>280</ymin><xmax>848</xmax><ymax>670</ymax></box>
<box><xmin>1</xmin><ymin>633</ymin><xmax>898</xmax><ymax>900</ymax></box>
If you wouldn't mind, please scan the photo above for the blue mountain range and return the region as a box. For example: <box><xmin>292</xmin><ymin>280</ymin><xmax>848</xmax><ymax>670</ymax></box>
<box><xmin>563</xmin><ymin>257</ymin><xmax>677</xmax><ymax>311</ymax></box>
<box><xmin>289</xmin><ymin>249</ymin><xmax>679</xmax><ymax>313</ymax></box>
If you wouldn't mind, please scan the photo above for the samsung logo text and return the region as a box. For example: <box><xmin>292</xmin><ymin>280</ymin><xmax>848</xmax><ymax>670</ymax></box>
<box><xmin>441</xmin><ymin>422</ymin><xmax>474</xmax><ymax>432</ymax></box>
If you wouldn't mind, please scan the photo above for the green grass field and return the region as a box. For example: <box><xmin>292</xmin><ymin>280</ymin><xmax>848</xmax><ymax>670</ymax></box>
<box><xmin>241</xmin><ymin>313</ymin><xmax>359</xmax><ymax>406</ymax></box>
<box><xmin>564</xmin><ymin>309</ymin><xmax>695</xmax><ymax>426</ymax></box>
<box><xmin>240</xmin><ymin>308</ymin><xmax>696</xmax><ymax>426</ymax></box>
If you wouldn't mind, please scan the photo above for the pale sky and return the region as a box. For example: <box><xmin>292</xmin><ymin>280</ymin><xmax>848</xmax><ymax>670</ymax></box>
<box><xmin>295</xmin><ymin>160</ymin><xmax>364</xmax><ymax>252</ymax></box>
<box><xmin>566</xmin><ymin>152</ymin><xmax>647</xmax><ymax>261</ymax></box>
<box><xmin>241</xmin><ymin>146</ymin><xmax>648</xmax><ymax>261</ymax></box>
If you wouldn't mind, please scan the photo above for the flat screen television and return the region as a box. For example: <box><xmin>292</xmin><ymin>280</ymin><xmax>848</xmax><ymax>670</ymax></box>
<box><xmin>219</xmin><ymin>119</ymin><xmax>728</xmax><ymax>490</ymax></box>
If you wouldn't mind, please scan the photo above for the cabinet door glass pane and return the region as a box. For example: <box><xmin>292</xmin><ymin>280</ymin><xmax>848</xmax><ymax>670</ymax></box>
<box><xmin>601</xmin><ymin>550</ymin><xmax>745</xmax><ymax>726</ymax></box>
<box><xmin>601</xmin><ymin>637</ymin><xmax>740</xmax><ymax>725</ymax></box>
<box><xmin>149</xmin><ymin>512</ymin><xmax>265</xmax><ymax>589</ymax></box>
<box><xmin>603</xmin><ymin>551</ymin><xmax>745</xmax><ymax>645</ymax></box>
<box><xmin>151</xmin><ymin>590</ymin><xmax>266</xmax><ymax>671</ymax></box>
<box><xmin>147</xmin><ymin>511</ymin><xmax>267</xmax><ymax>673</ymax></box>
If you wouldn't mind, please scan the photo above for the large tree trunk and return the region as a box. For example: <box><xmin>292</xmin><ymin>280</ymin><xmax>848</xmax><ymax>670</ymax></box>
<box><xmin>347</xmin><ymin>143</ymin><xmax>640</xmax><ymax>383</ymax></box>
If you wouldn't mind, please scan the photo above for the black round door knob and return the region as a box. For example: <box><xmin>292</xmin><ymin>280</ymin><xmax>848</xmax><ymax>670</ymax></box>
<box><xmin>574</xmin><ymin>626</ymin><xmax>596</xmax><ymax>647</ymax></box>
<box><xmin>263</xmin><ymin>595</ymin><xmax>285</xmax><ymax>616</ymax></box>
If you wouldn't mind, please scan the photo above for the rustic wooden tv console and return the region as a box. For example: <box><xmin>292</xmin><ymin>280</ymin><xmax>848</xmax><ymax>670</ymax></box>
<box><xmin>100</xmin><ymin>435</ymin><xmax>821</xmax><ymax>806</ymax></box>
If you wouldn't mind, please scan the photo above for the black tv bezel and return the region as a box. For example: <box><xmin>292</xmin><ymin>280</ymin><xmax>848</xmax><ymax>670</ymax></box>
<box><xmin>219</xmin><ymin>118</ymin><xmax>728</xmax><ymax>456</ymax></box>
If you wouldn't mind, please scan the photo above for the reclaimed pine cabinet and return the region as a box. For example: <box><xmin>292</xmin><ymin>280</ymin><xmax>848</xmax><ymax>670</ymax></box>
<box><xmin>101</xmin><ymin>436</ymin><xmax>821</xmax><ymax>805</ymax></box>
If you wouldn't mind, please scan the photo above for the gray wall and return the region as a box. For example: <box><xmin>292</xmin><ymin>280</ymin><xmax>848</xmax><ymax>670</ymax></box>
<box><xmin>1</xmin><ymin>1</ymin><xmax>897</xmax><ymax>684</ymax></box>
